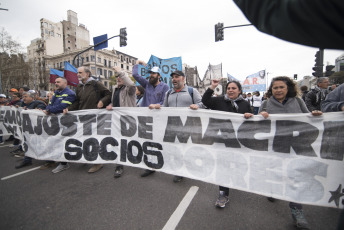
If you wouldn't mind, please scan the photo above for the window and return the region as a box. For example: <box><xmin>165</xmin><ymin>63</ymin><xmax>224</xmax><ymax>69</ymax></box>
<box><xmin>97</xmin><ymin>68</ymin><xmax>103</xmax><ymax>75</ymax></box>
<box><xmin>50</xmin><ymin>31</ymin><xmax>54</xmax><ymax>36</ymax></box>
<box><xmin>97</xmin><ymin>57</ymin><xmax>101</xmax><ymax>63</ymax></box>
<box><xmin>45</xmin><ymin>29</ymin><xmax>48</xmax><ymax>34</ymax></box>
<box><xmin>109</xmin><ymin>61</ymin><xmax>111</xmax><ymax>68</ymax></box>
<box><xmin>60</xmin><ymin>62</ymin><xmax>63</xmax><ymax>68</ymax></box>
<box><xmin>91</xmin><ymin>55</ymin><xmax>95</xmax><ymax>61</ymax></box>
<box><xmin>114</xmin><ymin>62</ymin><xmax>117</xmax><ymax>66</ymax></box>
<box><xmin>86</xmin><ymin>56</ymin><xmax>89</xmax><ymax>62</ymax></box>
<box><xmin>104</xmin><ymin>70</ymin><xmax>107</xmax><ymax>78</ymax></box>
<box><xmin>68</xmin><ymin>47</ymin><xmax>70</xmax><ymax>50</ymax></box>
<box><xmin>104</xmin><ymin>59</ymin><xmax>107</xmax><ymax>67</ymax></box>
<box><xmin>126</xmin><ymin>58</ymin><xmax>129</xmax><ymax>63</ymax></box>
<box><xmin>104</xmin><ymin>81</ymin><xmax>108</xmax><ymax>87</ymax></box>
<box><xmin>132</xmin><ymin>60</ymin><xmax>135</xmax><ymax>65</ymax></box>
<box><xmin>121</xmin><ymin>64</ymin><xmax>124</xmax><ymax>69</ymax></box>
<box><xmin>68</xmin><ymin>40</ymin><xmax>71</xmax><ymax>43</ymax></box>
<box><xmin>121</xmin><ymin>56</ymin><xmax>124</xmax><ymax>62</ymax></box>
<box><xmin>126</xmin><ymin>66</ymin><xmax>129</xmax><ymax>70</ymax></box>
<box><xmin>108</xmin><ymin>71</ymin><xmax>113</xmax><ymax>77</ymax></box>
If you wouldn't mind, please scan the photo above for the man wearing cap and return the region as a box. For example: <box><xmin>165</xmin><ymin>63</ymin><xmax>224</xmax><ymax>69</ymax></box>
<box><xmin>63</xmin><ymin>66</ymin><xmax>111</xmax><ymax>173</ymax></box>
<box><xmin>149</xmin><ymin>70</ymin><xmax>203</xmax><ymax>182</ymax></box>
<box><xmin>106</xmin><ymin>67</ymin><xmax>136</xmax><ymax>178</ymax></box>
<box><xmin>132</xmin><ymin>60</ymin><xmax>170</xmax><ymax>177</ymax></box>
<box><xmin>41</xmin><ymin>76</ymin><xmax>76</xmax><ymax>173</ymax></box>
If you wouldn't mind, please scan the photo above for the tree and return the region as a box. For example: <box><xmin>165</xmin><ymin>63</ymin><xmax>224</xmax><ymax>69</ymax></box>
<box><xmin>0</xmin><ymin>27</ymin><xmax>23</xmax><ymax>54</ymax></box>
<box><xmin>329</xmin><ymin>71</ymin><xmax>344</xmax><ymax>85</ymax></box>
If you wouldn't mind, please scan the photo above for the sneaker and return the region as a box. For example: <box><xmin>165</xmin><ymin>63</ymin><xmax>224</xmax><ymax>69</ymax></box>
<box><xmin>10</xmin><ymin>148</ymin><xmax>22</xmax><ymax>154</ymax></box>
<box><xmin>215</xmin><ymin>192</ymin><xmax>229</xmax><ymax>208</ymax></box>
<box><xmin>14</xmin><ymin>151</ymin><xmax>25</xmax><ymax>158</ymax></box>
<box><xmin>114</xmin><ymin>166</ymin><xmax>123</xmax><ymax>178</ymax></box>
<box><xmin>15</xmin><ymin>160</ymin><xmax>32</xmax><ymax>169</ymax></box>
<box><xmin>141</xmin><ymin>169</ymin><xmax>155</xmax><ymax>177</ymax></box>
<box><xmin>290</xmin><ymin>207</ymin><xmax>310</xmax><ymax>229</ymax></box>
<box><xmin>173</xmin><ymin>176</ymin><xmax>183</xmax><ymax>183</ymax></box>
<box><xmin>88</xmin><ymin>164</ymin><xmax>103</xmax><ymax>173</ymax></box>
<box><xmin>0</xmin><ymin>141</ymin><xmax>4</xmax><ymax>145</ymax></box>
<box><xmin>52</xmin><ymin>163</ymin><xmax>70</xmax><ymax>174</ymax></box>
<box><xmin>40</xmin><ymin>162</ymin><xmax>56</xmax><ymax>170</ymax></box>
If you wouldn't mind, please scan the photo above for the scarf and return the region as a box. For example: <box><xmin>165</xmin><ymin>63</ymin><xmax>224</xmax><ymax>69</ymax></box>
<box><xmin>224</xmin><ymin>94</ymin><xmax>244</xmax><ymax>112</ymax></box>
<box><xmin>313</xmin><ymin>86</ymin><xmax>329</xmax><ymax>104</ymax></box>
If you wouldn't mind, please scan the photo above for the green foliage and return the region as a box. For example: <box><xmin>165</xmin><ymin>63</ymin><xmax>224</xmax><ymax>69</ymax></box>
<box><xmin>329</xmin><ymin>71</ymin><xmax>344</xmax><ymax>85</ymax></box>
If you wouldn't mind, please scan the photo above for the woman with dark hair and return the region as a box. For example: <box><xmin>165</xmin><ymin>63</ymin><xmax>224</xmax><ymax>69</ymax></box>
<box><xmin>250</xmin><ymin>76</ymin><xmax>322</xmax><ymax>229</ymax></box>
<box><xmin>202</xmin><ymin>79</ymin><xmax>252</xmax><ymax>208</ymax></box>
<box><xmin>136</xmin><ymin>85</ymin><xmax>145</xmax><ymax>107</ymax></box>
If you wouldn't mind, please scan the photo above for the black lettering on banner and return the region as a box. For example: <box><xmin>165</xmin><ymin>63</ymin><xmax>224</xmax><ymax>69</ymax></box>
<box><xmin>120</xmin><ymin>115</ymin><xmax>136</xmax><ymax>137</ymax></box>
<box><xmin>238</xmin><ymin>120</ymin><xmax>271</xmax><ymax>151</ymax></box>
<box><xmin>43</xmin><ymin>116</ymin><xmax>60</xmax><ymax>136</ymax></box>
<box><xmin>127</xmin><ymin>140</ymin><xmax>143</xmax><ymax>164</ymax></box>
<box><xmin>320</xmin><ymin>121</ymin><xmax>344</xmax><ymax>161</ymax></box>
<box><xmin>273</xmin><ymin>120</ymin><xmax>318</xmax><ymax>156</ymax></box>
<box><xmin>79</xmin><ymin>114</ymin><xmax>97</xmax><ymax>135</ymax></box>
<box><xmin>3</xmin><ymin>124</ymin><xmax>14</xmax><ymax>134</ymax></box>
<box><xmin>143</xmin><ymin>142</ymin><xmax>164</xmax><ymax>169</ymax></box>
<box><xmin>163</xmin><ymin>116</ymin><xmax>202</xmax><ymax>143</ymax></box>
<box><xmin>4</xmin><ymin>109</ymin><xmax>16</xmax><ymax>124</ymax></box>
<box><xmin>60</xmin><ymin>114</ymin><xmax>78</xmax><ymax>136</ymax></box>
<box><xmin>34</xmin><ymin>116</ymin><xmax>43</xmax><ymax>135</ymax></box>
<box><xmin>162</xmin><ymin>65</ymin><xmax>169</xmax><ymax>74</ymax></box>
<box><xmin>170</xmin><ymin>64</ymin><xmax>177</xmax><ymax>72</ymax></box>
<box><xmin>83</xmin><ymin>138</ymin><xmax>99</xmax><ymax>161</ymax></box>
<box><xmin>97</xmin><ymin>114</ymin><xmax>112</xmax><ymax>135</ymax></box>
<box><xmin>99</xmin><ymin>137</ymin><xmax>118</xmax><ymax>160</ymax></box>
<box><xmin>140</xmin><ymin>68</ymin><xmax>146</xmax><ymax>76</ymax></box>
<box><xmin>22</xmin><ymin>114</ymin><xmax>34</xmax><ymax>134</ymax></box>
<box><xmin>120</xmin><ymin>139</ymin><xmax>127</xmax><ymax>162</ymax></box>
<box><xmin>138</xmin><ymin>116</ymin><xmax>153</xmax><ymax>140</ymax></box>
<box><xmin>15</xmin><ymin>110</ymin><xmax>22</xmax><ymax>126</ymax></box>
<box><xmin>202</xmin><ymin>118</ymin><xmax>240</xmax><ymax>148</ymax></box>
<box><xmin>65</xmin><ymin>138</ymin><xmax>83</xmax><ymax>160</ymax></box>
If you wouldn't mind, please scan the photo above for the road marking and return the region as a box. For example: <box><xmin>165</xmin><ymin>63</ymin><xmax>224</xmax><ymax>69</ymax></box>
<box><xmin>1</xmin><ymin>166</ymin><xmax>41</xmax><ymax>180</ymax></box>
<box><xmin>162</xmin><ymin>186</ymin><xmax>199</xmax><ymax>230</ymax></box>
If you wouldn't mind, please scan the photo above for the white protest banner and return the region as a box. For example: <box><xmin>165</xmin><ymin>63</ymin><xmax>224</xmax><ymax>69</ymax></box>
<box><xmin>1</xmin><ymin>106</ymin><xmax>343</xmax><ymax>208</ymax></box>
<box><xmin>0</xmin><ymin>106</ymin><xmax>23</xmax><ymax>139</ymax></box>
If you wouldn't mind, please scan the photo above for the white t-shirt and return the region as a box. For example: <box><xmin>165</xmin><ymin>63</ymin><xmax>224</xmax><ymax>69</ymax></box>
<box><xmin>252</xmin><ymin>95</ymin><xmax>262</xmax><ymax>107</ymax></box>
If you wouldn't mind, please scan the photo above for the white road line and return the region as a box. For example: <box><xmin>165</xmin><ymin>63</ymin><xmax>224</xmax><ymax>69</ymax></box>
<box><xmin>162</xmin><ymin>186</ymin><xmax>199</xmax><ymax>230</ymax></box>
<box><xmin>1</xmin><ymin>166</ymin><xmax>41</xmax><ymax>180</ymax></box>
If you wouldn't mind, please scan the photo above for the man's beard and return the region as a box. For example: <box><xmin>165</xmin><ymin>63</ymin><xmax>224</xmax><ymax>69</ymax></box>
<box><xmin>149</xmin><ymin>76</ymin><xmax>158</xmax><ymax>85</ymax></box>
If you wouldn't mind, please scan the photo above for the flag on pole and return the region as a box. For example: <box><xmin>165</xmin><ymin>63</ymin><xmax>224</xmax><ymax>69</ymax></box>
<box><xmin>64</xmin><ymin>62</ymin><xmax>79</xmax><ymax>87</ymax></box>
<box><xmin>227</xmin><ymin>73</ymin><xmax>240</xmax><ymax>82</ymax></box>
<box><xmin>49</xmin><ymin>69</ymin><xmax>64</xmax><ymax>84</ymax></box>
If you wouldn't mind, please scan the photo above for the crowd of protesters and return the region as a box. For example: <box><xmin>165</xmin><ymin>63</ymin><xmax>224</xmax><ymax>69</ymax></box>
<box><xmin>0</xmin><ymin>64</ymin><xmax>343</xmax><ymax>230</ymax></box>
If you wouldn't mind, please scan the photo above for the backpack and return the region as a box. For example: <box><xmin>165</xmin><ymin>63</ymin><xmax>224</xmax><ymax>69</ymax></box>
<box><xmin>166</xmin><ymin>87</ymin><xmax>194</xmax><ymax>104</ymax></box>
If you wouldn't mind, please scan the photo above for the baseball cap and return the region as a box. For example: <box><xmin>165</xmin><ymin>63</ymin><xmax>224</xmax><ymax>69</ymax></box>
<box><xmin>9</xmin><ymin>88</ymin><xmax>18</xmax><ymax>92</ymax></box>
<box><xmin>0</xmin><ymin>94</ymin><xmax>6</xmax><ymax>98</ymax></box>
<box><xmin>170</xmin><ymin>70</ymin><xmax>185</xmax><ymax>77</ymax></box>
<box><xmin>148</xmin><ymin>66</ymin><xmax>161</xmax><ymax>74</ymax></box>
<box><xmin>28</xmin><ymin>90</ymin><xmax>36</xmax><ymax>93</ymax></box>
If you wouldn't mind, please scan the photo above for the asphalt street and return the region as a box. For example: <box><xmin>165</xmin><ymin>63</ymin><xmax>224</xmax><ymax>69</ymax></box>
<box><xmin>0</xmin><ymin>142</ymin><xmax>342</xmax><ymax>230</ymax></box>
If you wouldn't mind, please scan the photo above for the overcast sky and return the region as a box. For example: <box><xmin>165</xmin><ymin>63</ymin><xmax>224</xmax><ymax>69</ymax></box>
<box><xmin>1</xmin><ymin>0</ymin><xmax>343</xmax><ymax>82</ymax></box>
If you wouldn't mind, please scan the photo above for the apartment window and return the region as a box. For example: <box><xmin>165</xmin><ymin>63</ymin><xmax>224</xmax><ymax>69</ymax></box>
<box><xmin>68</xmin><ymin>47</ymin><xmax>70</xmax><ymax>50</ymax></box>
<box><xmin>91</xmin><ymin>66</ymin><xmax>95</xmax><ymax>70</ymax></box>
<box><xmin>44</xmin><ymin>22</ymin><xmax>48</xmax><ymax>27</ymax></box>
<box><xmin>45</xmin><ymin>29</ymin><xmax>48</xmax><ymax>34</ymax></box>
<box><xmin>50</xmin><ymin>31</ymin><xmax>54</xmax><ymax>36</ymax></box>
<box><xmin>121</xmin><ymin>64</ymin><xmax>124</xmax><ymax>69</ymax></box>
<box><xmin>109</xmin><ymin>61</ymin><xmax>111</xmax><ymax>68</ymax></box>
<box><xmin>104</xmin><ymin>81</ymin><xmax>108</xmax><ymax>87</ymax></box>
<box><xmin>97</xmin><ymin>57</ymin><xmax>101</xmax><ymax>63</ymax></box>
<box><xmin>121</xmin><ymin>56</ymin><xmax>124</xmax><ymax>62</ymax></box>
<box><xmin>68</xmin><ymin>40</ymin><xmax>71</xmax><ymax>43</ymax></box>
<box><xmin>132</xmin><ymin>60</ymin><xmax>135</xmax><ymax>65</ymax></box>
<box><xmin>104</xmin><ymin>59</ymin><xmax>107</xmax><ymax>67</ymax></box>
<box><xmin>97</xmin><ymin>68</ymin><xmax>103</xmax><ymax>75</ymax></box>
<box><xmin>60</xmin><ymin>62</ymin><xmax>63</xmax><ymax>68</ymax></box>
<box><xmin>126</xmin><ymin>58</ymin><xmax>129</xmax><ymax>63</ymax></box>
<box><xmin>126</xmin><ymin>66</ymin><xmax>129</xmax><ymax>70</ymax></box>
<box><xmin>86</xmin><ymin>56</ymin><xmax>89</xmax><ymax>62</ymax></box>
<box><xmin>114</xmin><ymin>62</ymin><xmax>117</xmax><ymax>66</ymax></box>
<box><xmin>91</xmin><ymin>55</ymin><xmax>95</xmax><ymax>61</ymax></box>
<box><xmin>108</xmin><ymin>71</ymin><xmax>113</xmax><ymax>77</ymax></box>
<box><xmin>104</xmin><ymin>70</ymin><xmax>107</xmax><ymax>78</ymax></box>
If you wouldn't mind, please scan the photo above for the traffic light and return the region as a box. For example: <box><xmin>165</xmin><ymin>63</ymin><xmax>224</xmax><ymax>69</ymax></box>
<box><xmin>325</xmin><ymin>65</ymin><xmax>335</xmax><ymax>77</ymax></box>
<box><xmin>312</xmin><ymin>49</ymin><xmax>323</xmax><ymax>77</ymax></box>
<box><xmin>120</xmin><ymin>28</ymin><xmax>127</xmax><ymax>47</ymax></box>
<box><xmin>215</xmin><ymin>23</ymin><xmax>224</xmax><ymax>42</ymax></box>
<box><xmin>293</xmin><ymin>74</ymin><xmax>297</xmax><ymax>80</ymax></box>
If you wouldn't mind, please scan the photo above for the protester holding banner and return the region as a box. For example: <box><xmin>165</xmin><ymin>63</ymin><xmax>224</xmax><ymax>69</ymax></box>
<box><xmin>321</xmin><ymin>83</ymin><xmax>344</xmax><ymax>112</ymax></box>
<box><xmin>149</xmin><ymin>70</ymin><xmax>202</xmax><ymax>182</ymax></box>
<box><xmin>202</xmin><ymin>79</ymin><xmax>251</xmax><ymax>208</ymax></box>
<box><xmin>106</xmin><ymin>67</ymin><xmax>136</xmax><ymax>178</ymax></box>
<box><xmin>63</xmin><ymin>66</ymin><xmax>111</xmax><ymax>173</ymax></box>
<box><xmin>15</xmin><ymin>91</ymin><xmax>46</xmax><ymax>169</ymax></box>
<box><xmin>42</xmin><ymin>76</ymin><xmax>76</xmax><ymax>173</ymax></box>
<box><xmin>132</xmin><ymin>60</ymin><xmax>169</xmax><ymax>177</ymax></box>
<box><xmin>256</xmin><ymin>76</ymin><xmax>322</xmax><ymax>229</ymax></box>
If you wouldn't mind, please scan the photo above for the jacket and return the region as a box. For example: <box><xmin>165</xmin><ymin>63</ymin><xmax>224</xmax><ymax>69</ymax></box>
<box><xmin>46</xmin><ymin>87</ymin><xmax>76</xmax><ymax>114</ymax></box>
<box><xmin>259</xmin><ymin>97</ymin><xmax>309</xmax><ymax>114</ymax></box>
<box><xmin>305</xmin><ymin>87</ymin><xmax>329</xmax><ymax>112</ymax></box>
<box><xmin>68</xmin><ymin>79</ymin><xmax>111</xmax><ymax>111</ymax></box>
<box><xmin>20</xmin><ymin>100</ymin><xmax>46</xmax><ymax>110</ymax></box>
<box><xmin>163</xmin><ymin>85</ymin><xmax>203</xmax><ymax>108</ymax></box>
<box><xmin>321</xmin><ymin>83</ymin><xmax>344</xmax><ymax>112</ymax></box>
<box><xmin>111</xmin><ymin>71</ymin><xmax>136</xmax><ymax>107</ymax></box>
<box><xmin>202</xmin><ymin>88</ymin><xmax>251</xmax><ymax>114</ymax></box>
<box><xmin>233</xmin><ymin>0</ymin><xmax>344</xmax><ymax>49</ymax></box>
